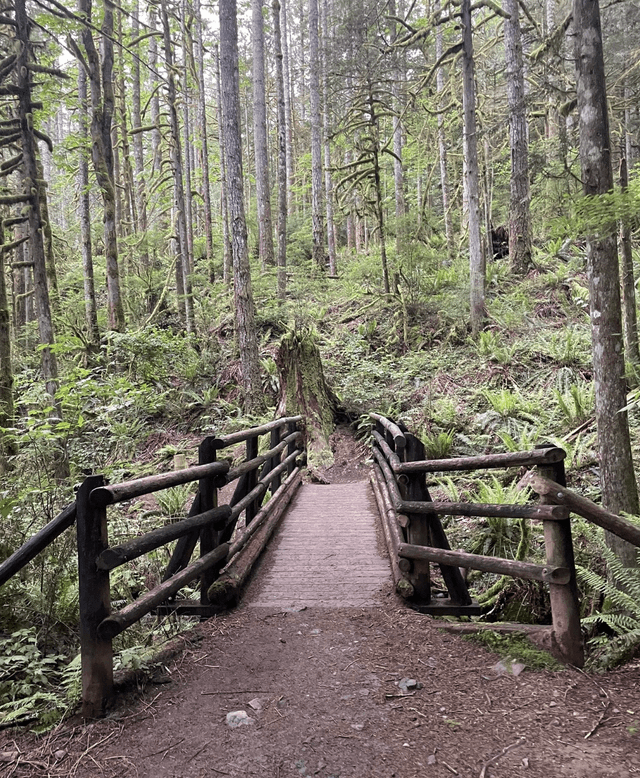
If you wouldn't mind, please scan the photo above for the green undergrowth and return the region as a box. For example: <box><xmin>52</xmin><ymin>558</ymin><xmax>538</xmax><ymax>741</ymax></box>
<box><xmin>463</xmin><ymin>630</ymin><xmax>564</xmax><ymax>671</ymax></box>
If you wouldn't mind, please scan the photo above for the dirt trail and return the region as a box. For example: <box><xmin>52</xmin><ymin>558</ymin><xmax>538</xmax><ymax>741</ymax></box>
<box><xmin>2</xmin><ymin>429</ymin><xmax>640</xmax><ymax>777</ymax></box>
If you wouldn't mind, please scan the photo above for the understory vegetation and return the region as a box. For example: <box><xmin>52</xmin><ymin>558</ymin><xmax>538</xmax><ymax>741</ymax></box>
<box><xmin>3</xmin><ymin>238</ymin><xmax>640</xmax><ymax>729</ymax></box>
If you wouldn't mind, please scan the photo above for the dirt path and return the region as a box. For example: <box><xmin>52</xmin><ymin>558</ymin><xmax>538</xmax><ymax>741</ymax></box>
<box><xmin>2</xmin><ymin>429</ymin><xmax>640</xmax><ymax>777</ymax></box>
<box><xmin>2</xmin><ymin>603</ymin><xmax>639</xmax><ymax>778</ymax></box>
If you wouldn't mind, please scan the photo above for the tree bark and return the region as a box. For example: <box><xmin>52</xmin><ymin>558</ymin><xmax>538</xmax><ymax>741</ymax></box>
<box><xmin>80</xmin><ymin>0</ymin><xmax>125</xmax><ymax>332</ymax></box>
<box><xmin>574</xmin><ymin>0</ymin><xmax>639</xmax><ymax>566</ymax></box>
<box><xmin>504</xmin><ymin>0</ymin><xmax>532</xmax><ymax>274</ymax></box>
<box><xmin>309</xmin><ymin>0</ymin><xmax>325</xmax><ymax>270</ymax></box>
<box><xmin>0</xmin><ymin>221</ymin><xmax>15</xmax><ymax>467</ymax></box>
<box><xmin>214</xmin><ymin>42</ymin><xmax>233</xmax><ymax>286</ymax></box>
<box><xmin>273</xmin><ymin>0</ymin><xmax>288</xmax><ymax>299</ymax></box>
<box><xmin>281</xmin><ymin>0</ymin><xmax>295</xmax><ymax>215</ymax></box>
<box><xmin>462</xmin><ymin>0</ymin><xmax>485</xmax><ymax>335</ymax></box>
<box><xmin>321</xmin><ymin>0</ymin><xmax>336</xmax><ymax>276</ymax></box>
<box><xmin>618</xmin><ymin>158</ymin><xmax>639</xmax><ymax>368</ymax></box>
<box><xmin>16</xmin><ymin>0</ymin><xmax>59</xmax><ymax>401</ymax></box>
<box><xmin>195</xmin><ymin>0</ymin><xmax>215</xmax><ymax>280</ymax></box>
<box><xmin>219</xmin><ymin>0</ymin><xmax>262</xmax><ymax>411</ymax></box>
<box><xmin>78</xmin><ymin>64</ymin><xmax>100</xmax><ymax>345</ymax></box>
<box><xmin>161</xmin><ymin>0</ymin><xmax>194</xmax><ymax>333</ymax></box>
<box><xmin>252</xmin><ymin>0</ymin><xmax>275</xmax><ymax>270</ymax></box>
<box><xmin>435</xmin><ymin>1</ymin><xmax>453</xmax><ymax>258</ymax></box>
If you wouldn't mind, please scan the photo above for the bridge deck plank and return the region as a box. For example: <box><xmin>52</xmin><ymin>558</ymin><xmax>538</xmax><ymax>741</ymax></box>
<box><xmin>248</xmin><ymin>481</ymin><xmax>391</xmax><ymax>609</ymax></box>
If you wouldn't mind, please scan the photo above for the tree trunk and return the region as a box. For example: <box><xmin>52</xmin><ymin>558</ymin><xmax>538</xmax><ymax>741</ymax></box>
<box><xmin>321</xmin><ymin>0</ymin><xmax>336</xmax><ymax>276</ymax></box>
<box><xmin>282</xmin><ymin>0</ymin><xmax>295</xmax><ymax>216</ymax></box>
<box><xmin>252</xmin><ymin>0</ymin><xmax>275</xmax><ymax>270</ymax></box>
<box><xmin>219</xmin><ymin>0</ymin><xmax>262</xmax><ymax>412</ymax></box>
<box><xmin>276</xmin><ymin>327</ymin><xmax>336</xmax><ymax>467</ymax></box>
<box><xmin>574</xmin><ymin>0</ymin><xmax>639</xmax><ymax>567</ymax></box>
<box><xmin>195</xmin><ymin>0</ymin><xmax>215</xmax><ymax>280</ymax></box>
<box><xmin>462</xmin><ymin>0</ymin><xmax>485</xmax><ymax>335</ymax></box>
<box><xmin>78</xmin><ymin>65</ymin><xmax>100</xmax><ymax>345</ymax></box>
<box><xmin>0</xmin><ymin>222</ymin><xmax>15</xmax><ymax>468</ymax></box>
<box><xmin>618</xmin><ymin>158</ymin><xmax>639</xmax><ymax>368</ymax></box>
<box><xmin>80</xmin><ymin>0</ymin><xmax>125</xmax><ymax>332</ymax></box>
<box><xmin>16</xmin><ymin>0</ymin><xmax>59</xmax><ymax>401</ymax></box>
<box><xmin>214</xmin><ymin>42</ymin><xmax>233</xmax><ymax>286</ymax></box>
<box><xmin>161</xmin><ymin>0</ymin><xmax>194</xmax><ymax>333</ymax></box>
<box><xmin>504</xmin><ymin>0</ymin><xmax>532</xmax><ymax>274</ymax></box>
<box><xmin>309</xmin><ymin>0</ymin><xmax>325</xmax><ymax>270</ymax></box>
<box><xmin>435</xmin><ymin>1</ymin><xmax>453</xmax><ymax>259</ymax></box>
<box><xmin>273</xmin><ymin>0</ymin><xmax>288</xmax><ymax>299</ymax></box>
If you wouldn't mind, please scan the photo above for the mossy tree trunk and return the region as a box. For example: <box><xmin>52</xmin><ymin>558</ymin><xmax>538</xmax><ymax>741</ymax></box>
<box><xmin>276</xmin><ymin>328</ymin><xmax>337</xmax><ymax>466</ymax></box>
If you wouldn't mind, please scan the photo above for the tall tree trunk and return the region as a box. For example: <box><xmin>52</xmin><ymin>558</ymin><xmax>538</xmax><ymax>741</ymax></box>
<box><xmin>252</xmin><ymin>0</ymin><xmax>275</xmax><ymax>270</ymax></box>
<box><xmin>149</xmin><ymin>6</ymin><xmax>163</xmax><ymax>175</ymax></box>
<box><xmin>321</xmin><ymin>0</ymin><xmax>336</xmax><ymax>276</ymax></box>
<box><xmin>195</xmin><ymin>0</ymin><xmax>215</xmax><ymax>280</ymax></box>
<box><xmin>282</xmin><ymin>0</ymin><xmax>295</xmax><ymax>216</ymax></box>
<box><xmin>80</xmin><ymin>0</ymin><xmax>125</xmax><ymax>332</ymax></box>
<box><xmin>0</xmin><ymin>222</ymin><xmax>15</xmax><ymax>468</ymax></box>
<box><xmin>462</xmin><ymin>0</ymin><xmax>485</xmax><ymax>335</ymax></box>
<box><xmin>273</xmin><ymin>0</ymin><xmax>288</xmax><ymax>299</ymax></box>
<box><xmin>504</xmin><ymin>0</ymin><xmax>532</xmax><ymax>274</ymax></box>
<box><xmin>574</xmin><ymin>0</ymin><xmax>639</xmax><ymax>566</ymax></box>
<box><xmin>131</xmin><ymin>0</ymin><xmax>151</xmax><ymax>309</ymax></box>
<box><xmin>161</xmin><ymin>0</ymin><xmax>194</xmax><ymax>333</ymax></box>
<box><xmin>214</xmin><ymin>42</ymin><xmax>233</xmax><ymax>286</ymax></box>
<box><xmin>219</xmin><ymin>0</ymin><xmax>262</xmax><ymax>411</ymax></box>
<box><xmin>389</xmin><ymin>0</ymin><xmax>405</xmax><ymax>261</ymax></box>
<box><xmin>181</xmin><ymin>0</ymin><xmax>195</xmax><ymax>276</ymax></box>
<box><xmin>435</xmin><ymin>2</ymin><xmax>453</xmax><ymax>258</ymax></box>
<box><xmin>16</xmin><ymin>0</ymin><xmax>59</xmax><ymax>400</ymax></box>
<box><xmin>618</xmin><ymin>158</ymin><xmax>639</xmax><ymax>369</ymax></box>
<box><xmin>309</xmin><ymin>0</ymin><xmax>325</xmax><ymax>270</ymax></box>
<box><xmin>78</xmin><ymin>65</ymin><xmax>100</xmax><ymax>345</ymax></box>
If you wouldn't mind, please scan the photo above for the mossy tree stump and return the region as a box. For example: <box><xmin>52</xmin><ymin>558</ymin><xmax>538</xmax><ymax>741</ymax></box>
<box><xmin>276</xmin><ymin>328</ymin><xmax>337</xmax><ymax>468</ymax></box>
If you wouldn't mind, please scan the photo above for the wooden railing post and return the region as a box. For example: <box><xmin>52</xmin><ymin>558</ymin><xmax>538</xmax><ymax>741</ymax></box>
<box><xmin>399</xmin><ymin>433</ymin><xmax>431</xmax><ymax>601</ymax></box>
<box><xmin>199</xmin><ymin>436</ymin><xmax>219</xmax><ymax>606</ymax></box>
<box><xmin>537</xmin><ymin>452</ymin><xmax>584</xmax><ymax>667</ymax></box>
<box><xmin>286</xmin><ymin>420</ymin><xmax>297</xmax><ymax>474</ymax></box>
<box><xmin>245</xmin><ymin>435</ymin><xmax>259</xmax><ymax>524</ymax></box>
<box><xmin>270</xmin><ymin>426</ymin><xmax>282</xmax><ymax>492</ymax></box>
<box><xmin>76</xmin><ymin>475</ymin><xmax>113</xmax><ymax>718</ymax></box>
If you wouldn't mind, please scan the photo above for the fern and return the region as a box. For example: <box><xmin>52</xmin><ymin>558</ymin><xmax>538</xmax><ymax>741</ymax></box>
<box><xmin>577</xmin><ymin>544</ymin><xmax>640</xmax><ymax>668</ymax></box>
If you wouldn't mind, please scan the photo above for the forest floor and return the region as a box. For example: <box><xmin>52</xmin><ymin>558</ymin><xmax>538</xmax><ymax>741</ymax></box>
<box><xmin>2</xmin><ymin>430</ymin><xmax>640</xmax><ymax>778</ymax></box>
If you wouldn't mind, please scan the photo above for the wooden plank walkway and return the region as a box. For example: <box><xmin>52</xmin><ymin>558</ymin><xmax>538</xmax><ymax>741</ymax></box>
<box><xmin>249</xmin><ymin>481</ymin><xmax>391</xmax><ymax>608</ymax></box>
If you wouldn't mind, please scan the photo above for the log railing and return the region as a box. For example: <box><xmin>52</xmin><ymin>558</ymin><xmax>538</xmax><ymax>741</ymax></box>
<box><xmin>0</xmin><ymin>416</ymin><xmax>306</xmax><ymax>718</ymax></box>
<box><xmin>369</xmin><ymin>413</ymin><xmax>640</xmax><ymax>668</ymax></box>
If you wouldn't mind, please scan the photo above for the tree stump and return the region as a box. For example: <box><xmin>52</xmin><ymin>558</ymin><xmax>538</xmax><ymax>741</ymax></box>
<box><xmin>275</xmin><ymin>327</ymin><xmax>337</xmax><ymax>469</ymax></box>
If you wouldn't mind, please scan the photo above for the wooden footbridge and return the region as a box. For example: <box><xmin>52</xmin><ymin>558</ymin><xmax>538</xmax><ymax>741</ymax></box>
<box><xmin>2</xmin><ymin>414</ymin><xmax>640</xmax><ymax>721</ymax></box>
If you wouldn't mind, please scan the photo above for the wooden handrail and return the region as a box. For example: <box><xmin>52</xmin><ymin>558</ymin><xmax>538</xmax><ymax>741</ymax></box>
<box><xmin>214</xmin><ymin>415</ymin><xmax>303</xmax><ymax>448</ymax></box>
<box><xmin>0</xmin><ymin>502</ymin><xmax>76</xmax><ymax>587</ymax></box>
<box><xmin>370</xmin><ymin>413</ymin><xmax>406</xmax><ymax>451</ymax></box>
<box><xmin>226</xmin><ymin>431</ymin><xmax>303</xmax><ymax>481</ymax></box>
<box><xmin>525</xmin><ymin>473</ymin><xmax>640</xmax><ymax>548</ymax></box>
<box><xmin>398</xmin><ymin>543</ymin><xmax>571</xmax><ymax>585</ymax></box>
<box><xmin>90</xmin><ymin>461</ymin><xmax>229</xmax><ymax>506</ymax></box>
<box><xmin>398</xmin><ymin>499</ymin><xmax>569</xmax><ymax>521</ymax></box>
<box><xmin>394</xmin><ymin>446</ymin><xmax>566</xmax><ymax>474</ymax></box>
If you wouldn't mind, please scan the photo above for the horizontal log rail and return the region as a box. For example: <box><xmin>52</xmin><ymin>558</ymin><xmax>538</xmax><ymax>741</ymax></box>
<box><xmin>0</xmin><ymin>502</ymin><xmax>76</xmax><ymax>587</ymax></box>
<box><xmin>393</xmin><ymin>446</ymin><xmax>566</xmax><ymax>474</ymax></box>
<box><xmin>96</xmin><ymin>505</ymin><xmax>233</xmax><ymax>571</ymax></box>
<box><xmin>89</xmin><ymin>460</ymin><xmax>230</xmax><ymax>506</ymax></box>
<box><xmin>213</xmin><ymin>415</ymin><xmax>303</xmax><ymax>448</ymax></box>
<box><xmin>524</xmin><ymin>473</ymin><xmax>640</xmax><ymax>549</ymax></box>
<box><xmin>397</xmin><ymin>543</ymin><xmax>571</xmax><ymax>585</ymax></box>
<box><xmin>398</xmin><ymin>499</ymin><xmax>569</xmax><ymax>522</ymax></box>
<box><xmin>97</xmin><ymin>543</ymin><xmax>231</xmax><ymax>640</ymax></box>
<box><xmin>226</xmin><ymin>431</ymin><xmax>303</xmax><ymax>481</ymax></box>
<box><xmin>370</xmin><ymin>412</ymin><xmax>406</xmax><ymax>452</ymax></box>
